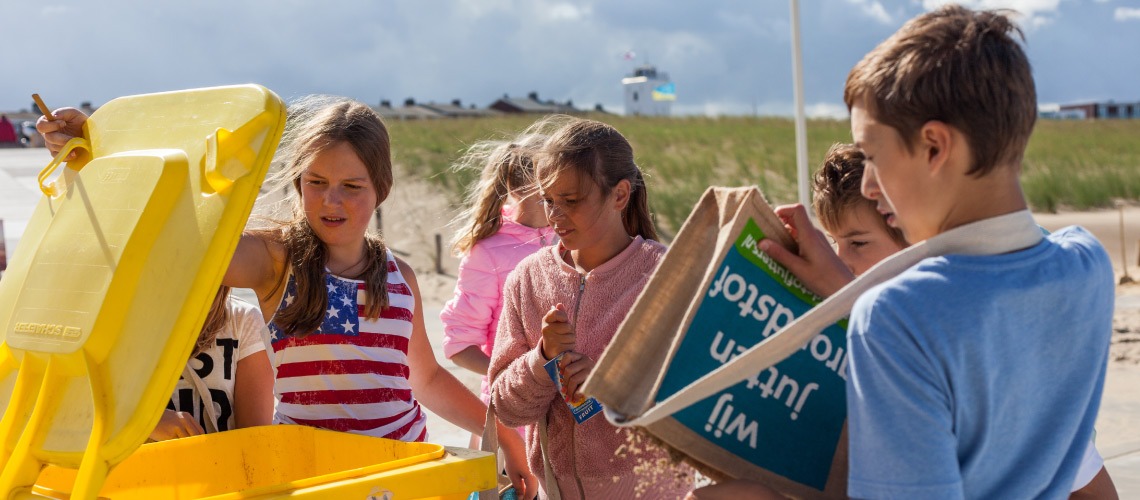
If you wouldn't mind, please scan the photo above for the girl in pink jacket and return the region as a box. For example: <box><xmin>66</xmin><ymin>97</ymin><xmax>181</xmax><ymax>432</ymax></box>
<box><xmin>489</xmin><ymin>117</ymin><xmax>693</xmax><ymax>499</ymax></box>
<box><xmin>441</xmin><ymin>134</ymin><xmax>555</xmax><ymax>408</ymax></box>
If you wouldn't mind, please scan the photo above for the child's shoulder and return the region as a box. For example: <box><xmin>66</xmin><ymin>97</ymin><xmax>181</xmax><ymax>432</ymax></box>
<box><xmin>505</xmin><ymin>245</ymin><xmax>557</xmax><ymax>279</ymax></box>
<box><xmin>501</xmin><ymin>247</ymin><xmax>561</xmax><ymax>300</ymax></box>
<box><xmin>522</xmin><ymin>243</ymin><xmax>558</xmax><ymax>265</ymax></box>
<box><xmin>1046</xmin><ymin>225</ymin><xmax>1111</xmax><ymax>260</ymax></box>
<box><xmin>628</xmin><ymin>237</ymin><xmax>667</xmax><ymax>266</ymax></box>
<box><xmin>226</xmin><ymin>294</ymin><xmax>262</xmax><ymax>317</ymax></box>
<box><xmin>641</xmin><ymin>237</ymin><xmax>667</xmax><ymax>256</ymax></box>
<box><xmin>856</xmin><ymin>224</ymin><xmax>1113</xmax><ymax>317</ymax></box>
<box><xmin>478</xmin><ymin>221</ymin><xmax>550</xmax><ymax>249</ymax></box>
<box><xmin>472</xmin><ymin>227</ymin><xmax>521</xmax><ymax>249</ymax></box>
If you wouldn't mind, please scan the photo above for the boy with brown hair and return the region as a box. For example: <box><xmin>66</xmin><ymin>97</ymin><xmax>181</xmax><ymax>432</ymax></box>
<box><xmin>811</xmin><ymin>143</ymin><xmax>907</xmax><ymax>276</ymax></box>
<box><xmin>832</xmin><ymin>5</ymin><xmax>1111</xmax><ymax>498</ymax></box>
<box><xmin>810</xmin><ymin>141</ymin><xmax>1115</xmax><ymax>497</ymax></box>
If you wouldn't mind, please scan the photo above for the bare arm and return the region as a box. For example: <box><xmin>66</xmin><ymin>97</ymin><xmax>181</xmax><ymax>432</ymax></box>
<box><xmin>450</xmin><ymin>345</ymin><xmax>491</xmax><ymax>376</ymax></box>
<box><xmin>233</xmin><ymin>351</ymin><xmax>274</xmax><ymax>429</ymax></box>
<box><xmin>223</xmin><ymin>232</ymin><xmax>287</xmax><ymax>317</ymax></box>
<box><xmin>1070</xmin><ymin>467</ymin><xmax>1118</xmax><ymax>500</ymax></box>
<box><xmin>398</xmin><ymin>258</ymin><xmax>537</xmax><ymax>499</ymax></box>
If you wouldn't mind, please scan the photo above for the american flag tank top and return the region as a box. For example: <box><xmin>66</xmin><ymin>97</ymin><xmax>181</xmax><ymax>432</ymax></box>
<box><xmin>266</xmin><ymin>250</ymin><xmax>427</xmax><ymax>441</ymax></box>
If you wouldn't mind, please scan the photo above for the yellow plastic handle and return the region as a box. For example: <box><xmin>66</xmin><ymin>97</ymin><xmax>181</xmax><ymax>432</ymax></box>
<box><xmin>204</xmin><ymin>114</ymin><xmax>274</xmax><ymax>194</ymax></box>
<box><xmin>37</xmin><ymin>137</ymin><xmax>91</xmax><ymax>197</ymax></box>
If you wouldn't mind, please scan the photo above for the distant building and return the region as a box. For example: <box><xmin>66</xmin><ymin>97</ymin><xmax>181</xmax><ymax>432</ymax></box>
<box><xmin>1039</xmin><ymin>106</ymin><xmax>1086</xmax><ymax>120</ymax></box>
<box><xmin>373</xmin><ymin>99</ymin><xmax>443</xmax><ymax>120</ymax></box>
<box><xmin>622</xmin><ymin>65</ymin><xmax>673</xmax><ymax>117</ymax></box>
<box><xmin>1055</xmin><ymin>100</ymin><xmax>1140</xmax><ymax>119</ymax></box>
<box><xmin>421</xmin><ymin>99</ymin><xmax>501</xmax><ymax>118</ymax></box>
<box><xmin>489</xmin><ymin>92</ymin><xmax>579</xmax><ymax>114</ymax></box>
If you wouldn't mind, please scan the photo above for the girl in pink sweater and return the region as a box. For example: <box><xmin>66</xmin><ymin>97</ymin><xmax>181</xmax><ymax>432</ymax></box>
<box><xmin>441</xmin><ymin>134</ymin><xmax>555</xmax><ymax>427</ymax></box>
<box><xmin>489</xmin><ymin>117</ymin><xmax>692</xmax><ymax>499</ymax></box>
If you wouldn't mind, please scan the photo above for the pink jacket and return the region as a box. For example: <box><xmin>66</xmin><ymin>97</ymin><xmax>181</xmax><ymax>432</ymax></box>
<box><xmin>440</xmin><ymin>214</ymin><xmax>555</xmax><ymax>401</ymax></box>
<box><xmin>489</xmin><ymin>237</ymin><xmax>692</xmax><ymax>498</ymax></box>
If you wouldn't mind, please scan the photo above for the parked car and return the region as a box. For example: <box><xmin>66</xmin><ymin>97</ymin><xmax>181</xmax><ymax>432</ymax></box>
<box><xmin>19</xmin><ymin>120</ymin><xmax>45</xmax><ymax>148</ymax></box>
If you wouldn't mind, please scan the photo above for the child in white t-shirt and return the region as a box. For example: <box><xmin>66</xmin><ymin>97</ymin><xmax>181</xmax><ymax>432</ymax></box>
<box><xmin>150</xmin><ymin>287</ymin><xmax>274</xmax><ymax>440</ymax></box>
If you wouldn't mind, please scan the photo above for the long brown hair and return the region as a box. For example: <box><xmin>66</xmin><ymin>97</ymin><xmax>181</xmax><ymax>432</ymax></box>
<box><xmin>449</xmin><ymin>134</ymin><xmax>545</xmax><ymax>255</ymax></box>
<box><xmin>267</xmin><ymin>95</ymin><xmax>394</xmax><ymax>337</ymax></box>
<box><xmin>533</xmin><ymin>116</ymin><xmax>657</xmax><ymax>241</ymax></box>
<box><xmin>193</xmin><ymin>286</ymin><xmax>232</xmax><ymax>357</ymax></box>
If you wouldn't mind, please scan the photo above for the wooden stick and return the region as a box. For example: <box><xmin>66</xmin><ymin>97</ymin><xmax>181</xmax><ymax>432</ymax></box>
<box><xmin>32</xmin><ymin>94</ymin><xmax>54</xmax><ymax>120</ymax></box>
<box><xmin>1120</xmin><ymin>204</ymin><xmax>1132</xmax><ymax>282</ymax></box>
<box><xmin>434</xmin><ymin>233</ymin><xmax>443</xmax><ymax>274</ymax></box>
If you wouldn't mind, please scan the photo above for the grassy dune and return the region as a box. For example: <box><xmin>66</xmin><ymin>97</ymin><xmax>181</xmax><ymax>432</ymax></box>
<box><xmin>386</xmin><ymin>114</ymin><xmax>1140</xmax><ymax>235</ymax></box>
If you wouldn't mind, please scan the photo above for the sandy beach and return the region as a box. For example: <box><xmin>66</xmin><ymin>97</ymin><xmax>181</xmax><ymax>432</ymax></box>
<box><xmin>1</xmin><ymin>148</ymin><xmax>1137</xmax><ymax>493</ymax></box>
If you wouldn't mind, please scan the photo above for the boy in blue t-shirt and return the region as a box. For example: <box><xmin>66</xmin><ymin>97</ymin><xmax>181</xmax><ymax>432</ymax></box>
<box><xmin>839</xmin><ymin>6</ymin><xmax>1113</xmax><ymax>496</ymax></box>
<box><xmin>811</xmin><ymin>145</ymin><xmax>1116</xmax><ymax>498</ymax></box>
<box><xmin>819</xmin><ymin>6</ymin><xmax>1110</xmax><ymax>499</ymax></box>
<box><xmin>690</xmin><ymin>6</ymin><xmax>1115</xmax><ymax>500</ymax></box>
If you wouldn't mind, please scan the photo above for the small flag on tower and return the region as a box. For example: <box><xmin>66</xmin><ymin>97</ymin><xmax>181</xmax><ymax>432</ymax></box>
<box><xmin>652</xmin><ymin>82</ymin><xmax>676</xmax><ymax>101</ymax></box>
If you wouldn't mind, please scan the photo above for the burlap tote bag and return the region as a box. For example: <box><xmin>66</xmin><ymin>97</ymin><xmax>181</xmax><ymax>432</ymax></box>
<box><xmin>585</xmin><ymin>186</ymin><xmax>849</xmax><ymax>498</ymax></box>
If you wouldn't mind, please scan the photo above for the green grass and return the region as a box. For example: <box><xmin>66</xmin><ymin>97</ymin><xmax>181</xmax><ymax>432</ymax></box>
<box><xmin>386</xmin><ymin>115</ymin><xmax>1140</xmax><ymax>235</ymax></box>
<box><xmin>1021</xmin><ymin>120</ymin><xmax>1140</xmax><ymax>213</ymax></box>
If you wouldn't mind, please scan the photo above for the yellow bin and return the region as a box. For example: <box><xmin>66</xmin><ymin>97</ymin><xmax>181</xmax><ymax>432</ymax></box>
<box><xmin>0</xmin><ymin>86</ymin><xmax>496</xmax><ymax>499</ymax></box>
<box><xmin>31</xmin><ymin>426</ymin><xmax>494</xmax><ymax>500</ymax></box>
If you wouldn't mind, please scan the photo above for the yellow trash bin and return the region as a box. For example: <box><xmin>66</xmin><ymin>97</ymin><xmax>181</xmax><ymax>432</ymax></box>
<box><xmin>31</xmin><ymin>425</ymin><xmax>495</xmax><ymax>500</ymax></box>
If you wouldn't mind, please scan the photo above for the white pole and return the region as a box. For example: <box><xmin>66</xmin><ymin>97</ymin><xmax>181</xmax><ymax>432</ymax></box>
<box><xmin>790</xmin><ymin>0</ymin><xmax>810</xmax><ymax>210</ymax></box>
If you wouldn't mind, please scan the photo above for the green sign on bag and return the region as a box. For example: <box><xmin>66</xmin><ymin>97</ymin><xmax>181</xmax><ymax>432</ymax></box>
<box><xmin>655</xmin><ymin>218</ymin><xmax>849</xmax><ymax>491</ymax></box>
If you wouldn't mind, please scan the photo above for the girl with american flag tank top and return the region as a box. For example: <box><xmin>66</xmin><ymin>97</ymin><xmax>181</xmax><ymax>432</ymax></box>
<box><xmin>218</xmin><ymin>96</ymin><xmax>536</xmax><ymax>496</ymax></box>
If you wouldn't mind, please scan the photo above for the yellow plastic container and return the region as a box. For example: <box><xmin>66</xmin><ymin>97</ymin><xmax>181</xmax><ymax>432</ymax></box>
<box><xmin>0</xmin><ymin>85</ymin><xmax>287</xmax><ymax>499</ymax></box>
<box><xmin>30</xmin><ymin>425</ymin><xmax>496</xmax><ymax>500</ymax></box>
<box><xmin>0</xmin><ymin>85</ymin><xmax>497</xmax><ymax>499</ymax></box>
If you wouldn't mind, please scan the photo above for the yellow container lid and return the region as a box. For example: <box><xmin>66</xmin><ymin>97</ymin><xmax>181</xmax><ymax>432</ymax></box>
<box><xmin>0</xmin><ymin>85</ymin><xmax>286</xmax><ymax>499</ymax></box>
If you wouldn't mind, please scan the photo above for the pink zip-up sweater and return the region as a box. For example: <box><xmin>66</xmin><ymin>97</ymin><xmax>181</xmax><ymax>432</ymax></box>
<box><xmin>489</xmin><ymin>236</ymin><xmax>692</xmax><ymax>499</ymax></box>
<box><xmin>440</xmin><ymin>212</ymin><xmax>555</xmax><ymax>402</ymax></box>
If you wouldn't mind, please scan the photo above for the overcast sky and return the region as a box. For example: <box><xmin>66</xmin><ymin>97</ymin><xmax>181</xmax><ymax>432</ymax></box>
<box><xmin>2</xmin><ymin>0</ymin><xmax>1137</xmax><ymax>117</ymax></box>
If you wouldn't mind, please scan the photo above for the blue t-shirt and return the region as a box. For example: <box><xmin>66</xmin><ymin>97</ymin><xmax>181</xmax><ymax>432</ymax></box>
<box><xmin>846</xmin><ymin>226</ymin><xmax>1114</xmax><ymax>499</ymax></box>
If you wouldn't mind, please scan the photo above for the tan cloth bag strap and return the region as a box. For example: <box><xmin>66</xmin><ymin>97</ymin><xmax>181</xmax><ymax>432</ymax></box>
<box><xmin>538</xmin><ymin>417</ymin><xmax>561</xmax><ymax>500</ymax></box>
<box><xmin>609</xmin><ymin>210</ymin><xmax>1043</xmax><ymax>427</ymax></box>
<box><xmin>478</xmin><ymin>402</ymin><xmax>499</xmax><ymax>500</ymax></box>
<box><xmin>182</xmin><ymin>364</ymin><xmax>220</xmax><ymax>434</ymax></box>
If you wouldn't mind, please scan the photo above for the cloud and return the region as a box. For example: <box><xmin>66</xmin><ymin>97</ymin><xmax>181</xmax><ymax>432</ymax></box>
<box><xmin>1116</xmin><ymin>7</ymin><xmax>1140</xmax><ymax>21</ymax></box>
<box><xmin>845</xmin><ymin>0</ymin><xmax>895</xmax><ymax>24</ymax></box>
<box><xmin>40</xmin><ymin>5</ymin><xmax>71</xmax><ymax>15</ymax></box>
<box><xmin>922</xmin><ymin>0</ymin><xmax>1062</xmax><ymax>29</ymax></box>
<box><xmin>669</xmin><ymin>100</ymin><xmax>848</xmax><ymax>118</ymax></box>
<box><xmin>806</xmin><ymin>102</ymin><xmax>849</xmax><ymax>119</ymax></box>
<box><xmin>542</xmin><ymin>2</ymin><xmax>592</xmax><ymax>22</ymax></box>
<box><xmin>2</xmin><ymin>0</ymin><xmax>1137</xmax><ymax>118</ymax></box>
